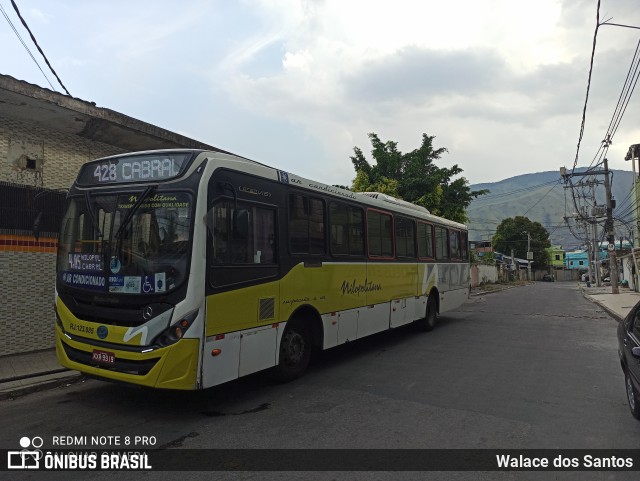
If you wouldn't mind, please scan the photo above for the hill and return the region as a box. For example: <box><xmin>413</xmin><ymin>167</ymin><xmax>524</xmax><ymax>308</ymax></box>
<box><xmin>467</xmin><ymin>169</ymin><xmax>635</xmax><ymax>250</ymax></box>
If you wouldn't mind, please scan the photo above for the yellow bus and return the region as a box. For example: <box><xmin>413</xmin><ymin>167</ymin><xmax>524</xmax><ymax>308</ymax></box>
<box><xmin>54</xmin><ymin>149</ymin><xmax>470</xmax><ymax>389</ymax></box>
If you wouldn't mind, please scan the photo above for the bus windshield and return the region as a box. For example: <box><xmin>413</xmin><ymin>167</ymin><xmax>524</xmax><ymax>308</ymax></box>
<box><xmin>57</xmin><ymin>191</ymin><xmax>193</xmax><ymax>295</ymax></box>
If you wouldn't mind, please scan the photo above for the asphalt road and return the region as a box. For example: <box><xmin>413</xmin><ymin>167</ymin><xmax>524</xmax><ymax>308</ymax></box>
<box><xmin>2</xmin><ymin>282</ymin><xmax>639</xmax><ymax>480</ymax></box>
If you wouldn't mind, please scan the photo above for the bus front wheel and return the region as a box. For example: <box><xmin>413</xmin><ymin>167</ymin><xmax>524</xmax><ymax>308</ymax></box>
<box><xmin>271</xmin><ymin>320</ymin><xmax>311</xmax><ymax>383</ymax></box>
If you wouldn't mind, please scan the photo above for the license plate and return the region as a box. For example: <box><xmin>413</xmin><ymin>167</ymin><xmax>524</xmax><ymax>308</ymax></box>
<box><xmin>92</xmin><ymin>349</ymin><xmax>115</xmax><ymax>365</ymax></box>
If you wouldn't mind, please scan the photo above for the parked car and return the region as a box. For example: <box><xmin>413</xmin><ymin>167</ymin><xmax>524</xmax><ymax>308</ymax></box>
<box><xmin>617</xmin><ymin>302</ymin><xmax>640</xmax><ymax>420</ymax></box>
<box><xmin>541</xmin><ymin>274</ymin><xmax>555</xmax><ymax>282</ymax></box>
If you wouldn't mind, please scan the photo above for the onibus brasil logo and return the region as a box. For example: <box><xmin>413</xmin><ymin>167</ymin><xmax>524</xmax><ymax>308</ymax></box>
<box><xmin>7</xmin><ymin>436</ymin><xmax>43</xmax><ymax>469</ymax></box>
<box><xmin>7</xmin><ymin>435</ymin><xmax>152</xmax><ymax>470</ymax></box>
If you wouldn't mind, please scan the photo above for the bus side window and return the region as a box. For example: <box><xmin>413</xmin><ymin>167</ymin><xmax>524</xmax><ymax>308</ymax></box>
<box><xmin>330</xmin><ymin>202</ymin><xmax>364</xmax><ymax>258</ymax></box>
<box><xmin>395</xmin><ymin>216</ymin><xmax>416</xmax><ymax>259</ymax></box>
<box><xmin>449</xmin><ymin>230</ymin><xmax>461</xmax><ymax>259</ymax></box>
<box><xmin>460</xmin><ymin>231</ymin><xmax>468</xmax><ymax>260</ymax></box>
<box><xmin>289</xmin><ymin>193</ymin><xmax>326</xmax><ymax>256</ymax></box>
<box><xmin>367</xmin><ymin>210</ymin><xmax>393</xmax><ymax>258</ymax></box>
<box><xmin>210</xmin><ymin>201</ymin><xmax>276</xmax><ymax>265</ymax></box>
<box><xmin>417</xmin><ymin>222</ymin><xmax>434</xmax><ymax>259</ymax></box>
<box><xmin>435</xmin><ymin>226</ymin><xmax>449</xmax><ymax>260</ymax></box>
<box><xmin>211</xmin><ymin>201</ymin><xmax>230</xmax><ymax>264</ymax></box>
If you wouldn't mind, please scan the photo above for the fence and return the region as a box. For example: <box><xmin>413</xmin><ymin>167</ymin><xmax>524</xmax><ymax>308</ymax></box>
<box><xmin>0</xmin><ymin>181</ymin><xmax>67</xmax><ymax>238</ymax></box>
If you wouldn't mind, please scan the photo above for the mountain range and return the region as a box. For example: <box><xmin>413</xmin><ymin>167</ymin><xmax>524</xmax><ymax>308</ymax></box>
<box><xmin>467</xmin><ymin>168</ymin><xmax>636</xmax><ymax>250</ymax></box>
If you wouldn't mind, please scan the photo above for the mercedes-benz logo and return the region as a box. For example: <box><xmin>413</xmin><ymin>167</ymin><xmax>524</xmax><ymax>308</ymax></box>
<box><xmin>142</xmin><ymin>306</ymin><xmax>154</xmax><ymax>320</ymax></box>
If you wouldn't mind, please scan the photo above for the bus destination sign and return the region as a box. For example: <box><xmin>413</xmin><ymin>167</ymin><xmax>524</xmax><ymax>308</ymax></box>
<box><xmin>76</xmin><ymin>153</ymin><xmax>193</xmax><ymax>186</ymax></box>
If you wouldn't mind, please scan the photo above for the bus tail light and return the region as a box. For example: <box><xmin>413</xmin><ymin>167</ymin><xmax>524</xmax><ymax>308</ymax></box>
<box><xmin>154</xmin><ymin>310</ymin><xmax>198</xmax><ymax>347</ymax></box>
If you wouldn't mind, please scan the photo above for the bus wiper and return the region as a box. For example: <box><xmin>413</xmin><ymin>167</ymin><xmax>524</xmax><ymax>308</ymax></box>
<box><xmin>84</xmin><ymin>191</ymin><xmax>103</xmax><ymax>238</ymax></box>
<box><xmin>114</xmin><ymin>184</ymin><xmax>158</xmax><ymax>240</ymax></box>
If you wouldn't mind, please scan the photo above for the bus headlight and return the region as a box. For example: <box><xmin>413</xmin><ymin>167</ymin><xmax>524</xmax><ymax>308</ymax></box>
<box><xmin>54</xmin><ymin>304</ymin><xmax>63</xmax><ymax>330</ymax></box>
<box><xmin>154</xmin><ymin>310</ymin><xmax>198</xmax><ymax>347</ymax></box>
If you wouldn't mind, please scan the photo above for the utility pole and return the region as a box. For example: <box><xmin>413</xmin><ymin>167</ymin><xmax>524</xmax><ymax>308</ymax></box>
<box><xmin>561</xmin><ymin>162</ymin><xmax>622</xmax><ymax>292</ymax></box>
<box><xmin>625</xmin><ymin>143</ymin><xmax>640</xmax><ymax>291</ymax></box>
<box><xmin>603</xmin><ymin>157</ymin><xmax>619</xmax><ymax>294</ymax></box>
<box><xmin>590</xmin><ymin>179</ymin><xmax>602</xmax><ymax>287</ymax></box>
<box><xmin>527</xmin><ymin>232</ymin><xmax>532</xmax><ymax>281</ymax></box>
<box><xmin>511</xmin><ymin>249</ymin><xmax>515</xmax><ymax>281</ymax></box>
<box><xmin>585</xmin><ymin>225</ymin><xmax>593</xmax><ymax>287</ymax></box>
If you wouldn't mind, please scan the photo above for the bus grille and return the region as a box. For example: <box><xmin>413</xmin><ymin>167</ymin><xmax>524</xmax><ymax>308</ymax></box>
<box><xmin>62</xmin><ymin>343</ymin><xmax>160</xmax><ymax>376</ymax></box>
<box><xmin>259</xmin><ymin>297</ymin><xmax>275</xmax><ymax>321</ymax></box>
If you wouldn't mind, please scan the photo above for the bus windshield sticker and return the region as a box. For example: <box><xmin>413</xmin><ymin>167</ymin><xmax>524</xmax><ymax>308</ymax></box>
<box><xmin>155</xmin><ymin>273</ymin><xmax>166</xmax><ymax>293</ymax></box>
<box><xmin>68</xmin><ymin>253</ymin><xmax>103</xmax><ymax>272</ymax></box>
<box><xmin>109</xmin><ymin>256</ymin><xmax>121</xmax><ymax>274</ymax></box>
<box><xmin>124</xmin><ymin>276</ymin><xmax>141</xmax><ymax>294</ymax></box>
<box><xmin>142</xmin><ymin>276</ymin><xmax>154</xmax><ymax>294</ymax></box>
<box><xmin>61</xmin><ymin>272</ymin><xmax>106</xmax><ymax>291</ymax></box>
<box><xmin>107</xmin><ymin>274</ymin><xmax>165</xmax><ymax>294</ymax></box>
<box><xmin>108</xmin><ymin>276</ymin><xmax>125</xmax><ymax>293</ymax></box>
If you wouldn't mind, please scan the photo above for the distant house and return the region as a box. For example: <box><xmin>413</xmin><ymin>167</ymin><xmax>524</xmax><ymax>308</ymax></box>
<box><xmin>565</xmin><ymin>247</ymin><xmax>610</xmax><ymax>273</ymax></box>
<box><xmin>469</xmin><ymin>240</ymin><xmax>492</xmax><ymax>262</ymax></box>
<box><xmin>546</xmin><ymin>245</ymin><xmax>565</xmax><ymax>270</ymax></box>
<box><xmin>565</xmin><ymin>251</ymin><xmax>589</xmax><ymax>271</ymax></box>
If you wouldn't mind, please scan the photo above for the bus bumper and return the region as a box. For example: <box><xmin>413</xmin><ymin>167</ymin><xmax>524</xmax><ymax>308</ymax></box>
<box><xmin>55</xmin><ymin>325</ymin><xmax>199</xmax><ymax>390</ymax></box>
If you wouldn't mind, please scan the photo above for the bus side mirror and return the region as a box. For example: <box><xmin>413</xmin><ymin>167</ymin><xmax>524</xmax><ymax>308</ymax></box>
<box><xmin>233</xmin><ymin>209</ymin><xmax>249</xmax><ymax>239</ymax></box>
<box><xmin>33</xmin><ymin>212</ymin><xmax>43</xmax><ymax>241</ymax></box>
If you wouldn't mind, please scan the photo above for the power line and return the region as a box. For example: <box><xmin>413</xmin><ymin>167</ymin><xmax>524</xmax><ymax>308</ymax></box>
<box><xmin>521</xmin><ymin>181</ymin><xmax>561</xmax><ymax>217</ymax></box>
<box><xmin>9</xmin><ymin>0</ymin><xmax>71</xmax><ymax>96</ymax></box>
<box><xmin>603</xmin><ymin>39</ymin><xmax>640</xmax><ymax>145</ymax></box>
<box><xmin>572</xmin><ymin>0</ymin><xmax>601</xmax><ymax>174</ymax></box>
<box><xmin>0</xmin><ymin>2</ymin><xmax>54</xmax><ymax>90</ymax></box>
<box><xmin>470</xmin><ymin>180</ymin><xmax>559</xmax><ymax>201</ymax></box>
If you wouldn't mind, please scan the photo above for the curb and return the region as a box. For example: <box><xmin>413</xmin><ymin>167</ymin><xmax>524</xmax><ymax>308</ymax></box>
<box><xmin>583</xmin><ymin>296</ymin><xmax>624</xmax><ymax>323</ymax></box>
<box><xmin>470</xmin><ymin>282</ymin><xmax>532</xmax><ymax>297</ymax></box>
<box><xmin>0</xmin><ymin>373</ymin><xmax>83</xmax><ymax>401</ymax></box>
<box><xmin>577</xmin><ymin>283</ymin><xmax>624</xmax><ymax>323</ymax></box>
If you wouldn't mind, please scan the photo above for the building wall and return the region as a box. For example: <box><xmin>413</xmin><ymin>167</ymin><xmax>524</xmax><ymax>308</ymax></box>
<box><xmin>0</xmin><ymin>116</ymin><xmax>124</xmax><ymax>356</ymax></box>
<box><xmin>470</xmin><ymin>264</ymin><xmax>499</xmax><ymax>287</ymax></box>
<box><xmin>0</xmin><ymin>117</ymin><xmax>122</xmax><ymax>188</ymax></box>
<box><xmin>546</xmin><ymin>246</ymin><xmax>565</xmax><ymax>269</ymax></box>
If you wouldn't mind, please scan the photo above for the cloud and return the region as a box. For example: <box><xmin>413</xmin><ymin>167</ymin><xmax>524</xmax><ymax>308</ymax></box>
<box><xmin>4</xmin><ymin>0</ymin><xmax>639</xmax><ymax>187</ymax></box>
<box><xmin>344</xmin><ymin>47</ymin><xmax>507</xmax><ymax>102</ymax></box>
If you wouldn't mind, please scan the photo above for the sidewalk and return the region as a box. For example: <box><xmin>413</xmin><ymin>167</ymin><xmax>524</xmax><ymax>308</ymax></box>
<box><xmin>580</xmin><ymin>284</ymin><xmax>640</xmax><ymax>322</ymax></box>
<box><xmin>0</xmin><ymin>348</ymin><xmax>81</xmax><ymax>400</ymax></box>
<box><xmin>2</xmin><ymin>282</ymin><xmax>639</xmax><ymax>400</ymax></box>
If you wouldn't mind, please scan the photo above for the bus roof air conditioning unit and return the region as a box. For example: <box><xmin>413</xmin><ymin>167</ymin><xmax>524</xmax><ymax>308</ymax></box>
<box><xmin>359</xmin><ymin>192</ymin><xmax>430</xmax><ymax>214</ymax></box>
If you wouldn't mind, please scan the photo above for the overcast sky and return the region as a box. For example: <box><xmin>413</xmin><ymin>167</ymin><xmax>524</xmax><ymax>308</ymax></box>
<box><xmin>1</xmin><ymin>0</ymin><xmax>639</xmax><ymax>186</ymax></box>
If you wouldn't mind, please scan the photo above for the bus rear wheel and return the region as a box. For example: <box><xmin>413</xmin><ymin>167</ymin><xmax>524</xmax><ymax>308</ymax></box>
<box><xmin>416</xmin><ymin>294</ymin><xmax>438</xmax><ymax>332</ymax></box>
<box><xmin>271</xmin><ymin>320</ymin><xmax>311</xmax><ymax>383</ymax></box>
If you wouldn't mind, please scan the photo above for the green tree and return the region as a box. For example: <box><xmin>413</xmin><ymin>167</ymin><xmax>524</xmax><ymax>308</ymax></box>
<box><xmin>350</xmin><ymin>133</ymin><xmax>487</xmax><ymax>223</ymax></box>
<box><xmin>492</xmin><ymin>216</ymin><xmax>551</xmax><ymax>270</ymax></box>
<box><xmin>480</xmin><ymin>251</ymin><xmax>496</xmax><ymax>266</ymax></box>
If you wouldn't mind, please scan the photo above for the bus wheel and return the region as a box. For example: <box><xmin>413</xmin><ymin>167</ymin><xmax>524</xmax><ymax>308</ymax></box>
<box><xmin>416</xmin><ymin>294</ymin><xmax>438</xmax><ymax>332</ymax></box>
<box><xmin>271</xmin><ymin>320</ymin><xmax>311</xmax><ymax>383</ymax></box>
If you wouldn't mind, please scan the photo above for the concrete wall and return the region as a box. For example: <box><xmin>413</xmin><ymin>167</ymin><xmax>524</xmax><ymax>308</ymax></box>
<box><xmin>0</xmin><ymin>116</ymin><xmax>123</xmax><ymax>356</ymax></box>
<box><xmin>0</xmin><ymin>116</ymin><xmax>122</xmax><ymax>188</ymax></box>
<box><xmin>471</xmin><ymin>264</ymin><xmax>499</xmax><ymax>287</ymax></box>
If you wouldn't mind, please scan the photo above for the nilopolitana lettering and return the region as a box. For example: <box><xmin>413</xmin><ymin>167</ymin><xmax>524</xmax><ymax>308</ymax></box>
<box><xmin>340</xmin><ymin>279</ymin><xmax>382</xmax><ymax>296</ymax></box>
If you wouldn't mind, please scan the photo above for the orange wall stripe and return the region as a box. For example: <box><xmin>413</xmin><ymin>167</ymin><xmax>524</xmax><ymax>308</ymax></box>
<box><xmin>0</xmin><ymin>234</ymin><xmax>57</xmax><ymax>253</ymax></box>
